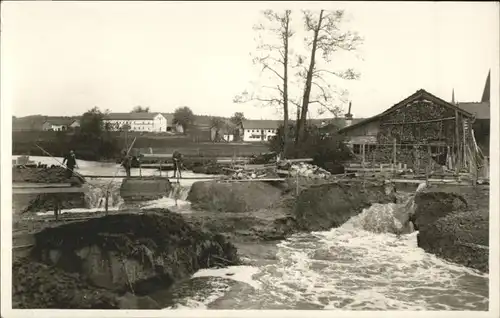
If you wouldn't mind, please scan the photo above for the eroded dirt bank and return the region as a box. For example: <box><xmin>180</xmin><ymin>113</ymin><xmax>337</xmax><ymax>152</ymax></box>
<box><xmin>13</xmin><ymin>166</ymin><xmax>87</xmax><ymax>213</ymax></box>
<box><xmin>415</xmin><ymin>186</ymin><xmax>489</xmax><ymax>272</ymax></box>
<box><xmin>13</xmin><ymin>211</ymin><xmax>239</xmax><ymax>309</ymax></box>
<box><xmin>185</xmin><ymin>180</ymin><xmax>397</xmax><ymax>242</ymax></box>
<box><xmin>13</xmin><ymin>166</ymin><xmax>83</xmax><ymax>184</ymax></box>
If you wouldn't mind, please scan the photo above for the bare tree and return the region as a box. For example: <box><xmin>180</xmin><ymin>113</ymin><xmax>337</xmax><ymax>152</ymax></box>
<box><xmin>295</xmin><ymin>9</ymin><xmax>362</xmax><ymax>144</ymax></box>
<box><xmin>235</xmin><ymin>10</ymin><xmax>294</xmax><ymax>156</ymax></box>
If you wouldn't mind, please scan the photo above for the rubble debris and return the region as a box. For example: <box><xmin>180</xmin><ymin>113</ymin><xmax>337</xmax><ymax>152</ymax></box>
<box><xmin>286</xmin><ymin>162</ymin><xmax>332</xmax><ymax>179</ymax></box>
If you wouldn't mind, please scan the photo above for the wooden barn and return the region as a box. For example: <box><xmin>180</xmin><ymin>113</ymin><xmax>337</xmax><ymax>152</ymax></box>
<box><xmin>338</xmin><ymin>89</ymin><xmax>487</xmax><ymax>177</ymax></box>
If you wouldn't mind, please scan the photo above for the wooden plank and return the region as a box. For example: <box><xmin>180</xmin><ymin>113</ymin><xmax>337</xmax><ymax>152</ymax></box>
<box><xmin>12</xmin><ymin>183</ymin><xmax>73</xmax><ymax>189</ymax></box>
<box><xmin>346</xmin><ymin>167</ymin><xmax>397</xmax><ymax>172</ymax></box>
<box><xmin>234</xmin><ymin>164</ymin><xmax>274</xmax><ymax>170</ymax></box>
<box><xmin>284</xmin><ymin>158</ymin><xmax>314</xmax><ymax>163</ymax></box>
<box><xmin>218</xmin><ymin>178</ymin><xmax>285</xmax><ymax>183</ymax></box>
<box><xmin>82</xmin><ymin>175</ymin><xmax>142</xmax><ymax>178</ymax></box>
<box><xmin>13</xmin><ymin>187</ymin><xmax>87</xmax><ymax>194</ymax></box>
<box><xmin>176</xmin><ymin>176</ymin><xmax>220</xmax><ymax>180</ymax></box>
<box><xmin>335</xmin><ymin>178</ymin><xmax>472</xmax><ymax>186</ymax></box>
<box><xmin>140</xmin><ymin>163</ymin><xmax>174</xmax><ymax>168</ymax></box>
<box><xmin>347</xmin><ymin>163</ymin><xmax>392</xmax><ymax>168</ymax></box>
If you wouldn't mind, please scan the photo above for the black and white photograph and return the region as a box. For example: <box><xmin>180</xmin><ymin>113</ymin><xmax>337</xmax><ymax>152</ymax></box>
<box><xmin>1</xmin><ymin>1</ymin><xmax>498</xmax><ymax>316</ymax></box>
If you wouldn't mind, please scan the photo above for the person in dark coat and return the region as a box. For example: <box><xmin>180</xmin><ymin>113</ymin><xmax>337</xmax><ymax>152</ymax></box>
<box><xmin>62</xmin><ymin>150</ymin><xmax>78</xmax><ymax>179</ymax></box>
<box><xmin>172</xmin><ymin>150</ymin><xmax>183</xmax><ymax>179</ymax></box>
<box><xmin>122</xmin><ymin>151</ymin><xmax>132</xmax><ymax>177</ymax></box>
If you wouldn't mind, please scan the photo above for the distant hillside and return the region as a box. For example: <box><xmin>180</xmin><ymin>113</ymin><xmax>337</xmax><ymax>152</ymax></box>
<box><xmin>12</xmin><ymin>115</ymin><xmax>80</xmax><ymax>131</ymax></box>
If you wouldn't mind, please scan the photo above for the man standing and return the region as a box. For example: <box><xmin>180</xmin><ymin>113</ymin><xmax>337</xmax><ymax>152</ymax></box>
<box><xmin>62</xmin><ymin>150</ymin><xmax>77</xmax><ymax>179</ymax></box>
<box><xmin>172</xmin><ymin>150</ymin><xmax>183</xmax><ymax>179</ymax></box>
<box><xmin>122</xmin><ymin>150</ymin><xmax>132</xmax><ymax>178</ymax></box>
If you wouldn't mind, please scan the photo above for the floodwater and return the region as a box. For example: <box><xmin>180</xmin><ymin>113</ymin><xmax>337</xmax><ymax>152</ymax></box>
<box><xmin>12</xmin><ymin>156</ymin><xmax>489</xmax><ymax>311</ymax></box>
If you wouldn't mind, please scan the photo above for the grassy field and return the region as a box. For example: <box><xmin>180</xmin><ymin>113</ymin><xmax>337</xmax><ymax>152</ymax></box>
<box><xmin>12</xmin><ymin>131</ymin><xmax>270</xmax><ymax>158</ymax></box>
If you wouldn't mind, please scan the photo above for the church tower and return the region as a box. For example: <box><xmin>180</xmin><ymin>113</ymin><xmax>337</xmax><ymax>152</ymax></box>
<box><xmin>481</xmin><ymin>70</ymin><xmax>490</xmax><ymax>103</ymax></box>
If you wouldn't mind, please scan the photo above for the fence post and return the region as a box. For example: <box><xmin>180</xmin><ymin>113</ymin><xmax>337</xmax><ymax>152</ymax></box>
<box><xmin>105</xmin><ymin>190</ymin><xmax>109</xmax><ymax>215</ymax></box>
<box><xmin>159</xmin><ymin>161</ymin><xmax>162</xmax><ymax>177</ymax></box>
<box><xmin>296</xmin><ymin>172</ymin><xmax>299</xmax><ymax>197</ymax></box>
<box><xmin>392</xmin><ymin>138</ymin><xmax>397</xmax><ymax>178</ymax></box>
<box><xmin>426</xmin><ymin>144</ymin><xmax>431</xmax><ymax>185</ymax></box>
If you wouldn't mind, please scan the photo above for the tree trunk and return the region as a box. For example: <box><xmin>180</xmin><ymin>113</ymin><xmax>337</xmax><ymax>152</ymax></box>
<box><xmin>296</xmin><ymin>10</ymin><xmax>324</xmax><ymax>145</ymax></box>
<box><xmin>282</xmin><ymin>12</ymin><xmax>290</xmax><ymax>158</ymax></box>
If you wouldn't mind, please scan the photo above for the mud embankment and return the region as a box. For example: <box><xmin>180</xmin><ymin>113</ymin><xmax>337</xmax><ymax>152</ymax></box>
<box><xmin>188</xmin><ymin>181</ymin><xmax>283</xmax><ymax>212</ymax></box>
<box><xmin>415</xmin><ymin>186</ymin><xmax>489</xmax><ymax>272</ymax></box>
<box><xmin>293</xmin><ymin>182</ymin><xmax>396</xmax><ymax>232</ymax></box>
<box><xmin>13</xmin><ymin>166</ymin><xmax>87</xmax><ymax>213</ymax></box>
<box><xmin>185</xmin><ymin>180</ymin><xmax>396</xmax><ymax>243</ymax></box>
<box><xmin>13</xmin><ymin>211</ymin><xmax>239</xmax><ymax>309</ymax></box>
<box><xmin>20</xmin><ymin>193</ymin><xmax>87</xmax><ymax>213</ymax></box>
<box><xmin>120</xmin><ymin>178</ymin><xmax>172</xmax><ymax>203</ymax></box>
<box><xmin>13</xmin><ymin>166</ymin><xmax>83</xmax><ymax>184</ymax></box>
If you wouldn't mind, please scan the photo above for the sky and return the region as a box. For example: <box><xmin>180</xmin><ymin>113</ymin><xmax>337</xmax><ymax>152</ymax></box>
<box><xmin>2</xmin><ymin>1</ymin><xmax>498</xmax><ymax>120</ymax></box>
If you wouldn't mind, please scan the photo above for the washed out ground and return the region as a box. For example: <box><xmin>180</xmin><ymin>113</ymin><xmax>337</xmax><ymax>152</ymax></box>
<box><xmin>11</xmin><ymin>159</ymin><xmax>490</xmax><ymax>309</ymax></box>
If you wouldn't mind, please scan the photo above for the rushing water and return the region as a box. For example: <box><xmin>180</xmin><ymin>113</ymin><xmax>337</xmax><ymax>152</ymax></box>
<box><xmin>12</xmin><ymin>156</ymin><xmax>489</xmax><ymax>310</ymax></box>
<box><xmin>160</xmin><ymin>204</ymin><xmax>489</xmax><ymax>310</ymax></box>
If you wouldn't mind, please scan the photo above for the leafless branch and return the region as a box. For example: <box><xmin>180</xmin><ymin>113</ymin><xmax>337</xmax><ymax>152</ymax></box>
<box><xmin>313</xmin><ymin>68</ymin><xmax>360</xmax><ymax>80</ymax></box>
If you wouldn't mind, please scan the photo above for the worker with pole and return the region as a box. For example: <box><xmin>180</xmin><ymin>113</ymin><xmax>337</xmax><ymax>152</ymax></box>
<box><xmin>121</xmin><ymin>150</ymin><xmax>132</xmax><ymax>178</ymax></box>
<box><xmin>62</xmin><ymin>150</ymin><xmax>78</xmax><ymax>179</ymax></box>
<box><xmin>172</xmin><ymin>150</ymin><xmax>183</xmax><ymax>180</ymax></box>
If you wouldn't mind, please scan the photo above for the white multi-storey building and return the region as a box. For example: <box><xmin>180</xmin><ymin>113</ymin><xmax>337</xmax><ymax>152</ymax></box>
<box><xmin>242</xmin><ymin>120</ymin><xmax>280</xmax><ymax>142</ymax></box>
<box><xmin>104</xmin><ymin>113</ymin><xmax>167</xmax><ymax>132</ymax></box>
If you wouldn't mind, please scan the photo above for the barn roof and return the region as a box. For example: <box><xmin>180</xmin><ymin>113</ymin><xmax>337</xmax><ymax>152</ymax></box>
<box><xmin>105</xmin><ymin>112</ymin><xmax>160</xmax><ymax>120</ymax></box>
<box><xmin>242</xmin><ymin>120</ymin><xmax>281</xmax><ymax>129</ymax></box>
<box><xmin>457</xmin><ymin>102</ymin><xmax>490</xmax><ymax>120</ymax></box>
<box><xmin>338</xmin><ymin>89</ymin><xmax>474</xmax><ymax>133</ymax></box>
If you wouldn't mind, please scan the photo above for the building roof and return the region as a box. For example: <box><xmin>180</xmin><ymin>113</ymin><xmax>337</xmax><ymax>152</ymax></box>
<box><xmin>338</xmin><ymin>89</ymin><xmax>474</xmax><ymax>133</ymax></box>
<box><xmin>161</xmin><ymin>113</ymin><xmax>175</xmax><ymax>126</ymax></box>
<box><xmin>44</xmin><ymin>118</ymin><xmax>76</xmax><ymax>126</ymax></box>
<box><xmin>481</xmin><ymin>70</ymin><xmax>490</xmax><ymax>103</ymax></box>
<box><xmin>105</xmin><ymin>112</ymin><xmax>160</xmax><ymax>120</ymax></box>
<box><xmin>308</xmin><ymin>117</ymin><xmax>366</xmax><ymax>129</ymax></box>
<box><xmin>161</xmin><ymin>113</ymin><xmax>219</xmax><ymax>128</ymax></box>
<box><xmin>242</xmin><ymin>119</ymin><xmax>281</xmax><ymax>129</ymax></box>
<box><xmin>192</xmin><ymin>115</ymin><xmax>214</xmax><ymax>127</ymax></box>
<box><xmin>457</xmin><ymin>102</ymin><xmax>490</xmax><ymax>120</ymax></box>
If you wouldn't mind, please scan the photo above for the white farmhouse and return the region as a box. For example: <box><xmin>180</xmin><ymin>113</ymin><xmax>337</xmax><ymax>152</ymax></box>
<box><xmin>104</xmin><ymin>113</ymin><xmax>167</xmax><ymax>132</ymax></box>
<box><xmin>42</xmin><ymin>118</ymin><xmax>78</xmax><ymax>131</ymax></box>
<box><xmin>242</xmin><ymin>120</ymin><xmax>280</xmax><ymax>142</ymax></box>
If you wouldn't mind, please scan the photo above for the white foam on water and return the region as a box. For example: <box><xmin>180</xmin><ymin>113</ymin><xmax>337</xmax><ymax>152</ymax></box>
<box><xmin>162</xmin><ymin>278</ymin><xmax>232</xmax><ymax>310</ymax></box>
<box><xmin>35</xmin><ymin>206</ymin><xmax>120</xmax><ymax>216</ymax></box>
<box><xmin>192</xmin><ymin>266</ymin><xmax>262</xmax><ymax>290</ymax></box>
<box><xmin>172</xmin><ymin>203</ymin><xmax>488</xmax><ymax>310</ymax></box>
<box><xmin>139</xmin><ymin>196</ymin><xmax>192</xmax><ymax>213</ymax></box>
